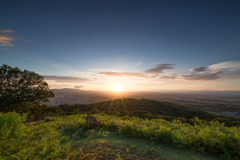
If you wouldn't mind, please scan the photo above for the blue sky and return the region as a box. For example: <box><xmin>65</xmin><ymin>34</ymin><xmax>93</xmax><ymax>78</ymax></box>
<box><xmin>1</xmin><ymin>0</ymin><xmax>240</xmax><ymax>91</ymax></box>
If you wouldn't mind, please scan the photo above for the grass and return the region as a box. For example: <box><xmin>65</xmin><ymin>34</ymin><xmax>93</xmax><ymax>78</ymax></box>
<box><xmin>1</xmin><ymin>112</ymin><xmax>240</xmax><ymax>159</ymax></box>
<box><xmin>65</xmin><ymin>129</ymin><xmax>219</xmax><ymax>160</ymax></box>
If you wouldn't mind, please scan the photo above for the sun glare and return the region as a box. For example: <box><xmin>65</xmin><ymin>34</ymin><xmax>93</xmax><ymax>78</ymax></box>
<box><xmin>112</xmin><ymin>84</ymin><xmax>123</xmax><ymax>92</ymax></box>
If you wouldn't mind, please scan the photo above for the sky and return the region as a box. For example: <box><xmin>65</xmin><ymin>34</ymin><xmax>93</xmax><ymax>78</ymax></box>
<box><xmin>1</xmin><ymin>0</ymin><xmax>240</xmax><ymax>92</ymax></box>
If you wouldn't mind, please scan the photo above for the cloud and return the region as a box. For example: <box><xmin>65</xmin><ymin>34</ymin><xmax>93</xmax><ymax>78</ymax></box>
<box><xmin>190</xmin><ymin>67</ymin><xmax>209</xmax><ymax>72</ymax></box>
<box><xmin>54</xmin><ymin>65</ymin><xmax>57</xmax><ymax>67</ymax></box>
<box><xmin>221</xmin><ymin>69</ymin><xmax>240</xmax><ymax>79</ymax></box>
<box><xmin>144</xmin><ymin>64</ymin><xmax>175</xmax><ymax>73</ymax></box>
<box><xmin>181</xmin><ymin>71</ymin><xmax>223</xmax><ymax>81</ymax></box>
<box><xmin>43</xmin><ymin>75</ymin><xmax>92</xmax><ymax>83</ymax></box>
<box><xmin>209</xmin><ymin>60</ymin><xmax>240</xmax><ymax>70</ymax></box>
<box><xmin>0</xmin><ymin>29</ymin><xmax>27</xmax><ymax>47</ymax></box>
<box><xmin>208</xmin><ymin>60</ymin><xmax>240</xmax><ymax>79</ymax></box>
<box><xmin>99</xmin><ymin>72</ymin><xmax>149</xmax><ymax>78</ymax></box>
<box><xmin>0</xmin><ymin>29</ymin><xmax>15</xmax><ymax>33</ymax></box>
<box><xmin>74</xmin><ymin>85</ymin><xmax>83</xmax><ymax>89</ymax></box>
<box><xmin>86</xmin><ymin>73</ymin><xmax>103</xmax><ymax>78</ymax></box>
<box><xmin>181</xmin><ymin>60</ymin><xmax>240</xmax><ymax>81</ymax></box>
<box><xmin>0</xmin><ymin>36</ymin><xmax>12</xmax><ymax>43</ymax></box>
<box><xmin>158</xmin><ymin>73</ymin><xmax>178</xmax><ymax>79</ymax></box>
<box><xmin>0</xmin><ymin>43</ymin><xmax>14</xmax><ymax>47</ymax></box>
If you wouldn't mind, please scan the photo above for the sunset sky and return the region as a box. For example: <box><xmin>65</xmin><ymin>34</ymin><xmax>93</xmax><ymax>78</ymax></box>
<box><xmin>1</xmin><ymin>0</ymin><xmax>240</xmax><ymax>91</ymax></box>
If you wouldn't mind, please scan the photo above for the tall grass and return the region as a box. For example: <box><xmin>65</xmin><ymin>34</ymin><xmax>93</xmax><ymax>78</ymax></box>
<box><xmin>61</xmin><ymin>114</ymin><xmax>240</xmax><ymax>159</ymax></box>
<box><xmin>0</xmin><ymin>112</ymin><xmax>27</xmax><ymax>140</ymax></box>
<box><xmin>1</xmin><ymin>112</ymin><xmax>239</xmax><ymax>159</ymax></box>
<box><xmin>0</xmin><ymin>112</ymin><xmax>75</xmax><ymax>159</ymax></box>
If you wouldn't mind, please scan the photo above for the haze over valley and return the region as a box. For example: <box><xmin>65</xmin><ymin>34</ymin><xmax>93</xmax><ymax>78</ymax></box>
<box><xmin>44</xmin><ymin>89</ymin><xmax>240</xmax><ymax>118</ymax></box>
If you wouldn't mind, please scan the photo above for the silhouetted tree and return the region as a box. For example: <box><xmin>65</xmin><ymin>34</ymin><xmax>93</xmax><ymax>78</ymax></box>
<box><xmin>0</xmin><ymin>64</ymin><xmax>54</xmax><ymax>113</ymax></box>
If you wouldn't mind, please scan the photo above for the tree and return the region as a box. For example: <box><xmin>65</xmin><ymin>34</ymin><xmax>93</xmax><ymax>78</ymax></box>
<box><xmin>0</xmin><ymin>64</ymin><xmax>54</xmax><ymax>113</ymax></box>
<box><xmin>72</xmin><ymin>109</ymin><xmax>80</xmax><ymax>114</ymax></box>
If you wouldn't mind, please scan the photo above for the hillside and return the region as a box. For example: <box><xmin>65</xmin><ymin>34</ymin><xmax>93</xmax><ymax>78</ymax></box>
<box><xmin>59</xmin><ymin>98</ymin><xmax>240</xmax><ymax>126</ymax></box>
<box><xmin>1</xmin><ymin>112</ymin><xmax>239</xmax><ymax>159</ymax></box>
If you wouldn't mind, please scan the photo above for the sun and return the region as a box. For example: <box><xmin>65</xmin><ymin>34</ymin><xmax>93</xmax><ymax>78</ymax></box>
<box><xmin>112</xmin><ymin>84</ymin><xmax>123</xmax><ymax>92</ymax></box>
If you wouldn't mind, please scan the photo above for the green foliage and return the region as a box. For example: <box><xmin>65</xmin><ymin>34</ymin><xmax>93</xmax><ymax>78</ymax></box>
<box><xmin>0</xmin><ymin>112</ymin><xmax>76</xmax><ymax>159</ymax></box>
<box><xmin>0</xmin><ymin>64</ymin><xmax>54</xmax><ymax>113</ymax></box>
<box><xmin>232</xmin><ymin>121</ymin><xmax>240</xmax><ymax>127</ymax></box>
<box><xmin>116</xmin><ymin>152</ymin><xmax>122</xmax><ymax>160</ymax></box>
<box><xmin>0</xmin><ymin>111</ymin><xmax>27</xmax><ymax>140</ymax></box>
<box><xmin>117</xmin><ymin>109</ymin><xmax>129</xmax><ymax>116</ymax></box>
<box><xmin>69</xmin><ymin>147</ymin><xmax>83</xmax><ymax>159</ymax></box>
<box><xmin>46</xmin><ymin>106</ymin><xmax>63</xmax><ymax>116</ymax></box>
<box><xmin>44</xmin><ymin>116</ymin><xmax>58</xmax><ymax>122</ymax></box>
<box><xmin>2</xmin><ymin>112</ymin><xmax>240</xmax><ymax>159</ymax></box>
<box><xmin>212</xmin><ymin>118</ymin><xmax>231</xmax><ymax>127</ymax></box>
<box><xmin>72</xmin><ymin>109</ymin><xmax>80</xmax><ymax>114</ymax></box>
<box><xmin>59</xmin><ymin>114</ymin><xmax>240</xmax><ymax>159</ymax></box>
<box><xmin>12</xmin><ymin>102</ymin><xmax>63</xmax><ymax>121</ymax></box>
<box><xmin>60</xmin><ymin>98</ymin><xmax>237</xmax><ymax>125</ymax></box>
<box><xmin>89</xmin><ymin>108</ymin><xmax>100</xmax><ymax>114</ymax></box>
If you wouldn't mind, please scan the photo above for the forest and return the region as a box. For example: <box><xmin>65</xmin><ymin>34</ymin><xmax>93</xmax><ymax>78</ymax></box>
<box><xmin>59</xmin><ymin>98</ymin><xmax>240</xmax><ymax>127</ymax></box>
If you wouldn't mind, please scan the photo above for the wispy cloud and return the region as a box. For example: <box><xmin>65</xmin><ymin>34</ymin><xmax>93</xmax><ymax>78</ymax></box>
<box><xmin>144</xmin><ymin>64</ymin><xmax>175</xmax><ymax>73</ymax></box>
<box><xmin>0</xmin><ymin>29</ymin><xmax>15</xmax><ymax>33</ymax></box>
<box><xmin>0</xmin><ymin>43</ymin><xmax>14</xmax><ymax>47</ymax></box>
<box><xmin>181</xmin><ymin>70</ymin><xmax>223</xmax><ymax>81</ymax></box>
<box><xmin>86</xmin><ymin>73</ymin><xmax>103</xmax><ymax>78</ymax></box>
<box><xmin>190</xmin><ymin>67</ymin><xmax>210</xmax><ymax>72</ymax></box>
<box><xmin>0</xmin><ymin>29</ymin><xmax>27</xmax><ymax>47</ymax></box>
<box><xmin>74</xmin><ymin>85</ymin><xmax>83</xmax><ymax>89</ymax></box>
<box><xmin>209</xmin><ymin>60</ymin><xmax>240</xmax><ymax>70</ymax></box>
<box><xmin>0</xmin><ymin>36</ymin><xmax>12</xmax><ymax>43</ymax></box>
<box><xmin>99</xmin><ymin>72</ymin><xmax>149</xmax><ymax>78</ymax></box>
<box><xmin>97</xmin><ymin>64</ymin><xmax>176</xmax><ymax>79</ymax></box>
<box><xmin>0</xmin><ymin>29</ymin><xmax>15</xmax><ymax>47</ymax></box>
<box><xmin>49</xmin><ymin>84</ymin><xmax>74</xmax><ymax>89</ymax></box>
<box><xmin>181</xmin><ymin>60</ymin><xmax>240</xmax><ymax>81</ymax></box>
<box><xmin>158</xmin><ymin>73</ymin><xmax>178</xmax><ymax>79</ymax></box>
<box><xmin>208</xmin><ymin>60</ymin><xmax>240</xmax><ymax>79</ymax></box>
<box><xmin>43</xmin><ymin>75</ymin><xmax>92</xmax><ymax>83</ymax></box>
<box><xmin>82</xmin><ymin>61</ymin><xmax>240</xmax><ymax>83</ymax></box>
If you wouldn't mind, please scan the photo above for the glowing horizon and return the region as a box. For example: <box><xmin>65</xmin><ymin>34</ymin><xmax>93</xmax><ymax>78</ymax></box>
<box><xmin>1</xmin><ymin>1</ymin><xmax>239</xmax><ymax>92</ymax></box>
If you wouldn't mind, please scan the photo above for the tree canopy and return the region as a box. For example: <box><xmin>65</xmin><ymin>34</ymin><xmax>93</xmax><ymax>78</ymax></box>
<box><xmin>0</xmin><ymin>64</ymin><xmax>54</xmax><ymax>113</ymax></box>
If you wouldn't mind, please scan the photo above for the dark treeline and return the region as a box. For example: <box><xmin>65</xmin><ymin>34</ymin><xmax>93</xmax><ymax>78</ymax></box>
<box><xmin>59</xmin><ymin>98</ymin><xmax>240</xmax><ymax>127</ymax></box>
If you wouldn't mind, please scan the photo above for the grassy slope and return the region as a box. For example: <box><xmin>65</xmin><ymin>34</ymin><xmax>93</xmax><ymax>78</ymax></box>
<box><xmin>2</xmin><ymin>113</ymin><xmax>239</xmax><ymax>159</ymax></box>
<box><xmin>63</xmin><ymin>129</ymin><xmax>219</xmax><ymax>160</ymax></box>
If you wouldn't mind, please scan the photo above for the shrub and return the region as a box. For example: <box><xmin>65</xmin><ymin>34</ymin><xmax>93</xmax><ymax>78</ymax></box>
<box><xmin>72</xmin><ymin>109</ymin><xmax>80</xmax><ymax>114</ymax></box>
<box><xmin>0</xmin><ymin>112</ymin><xmax>27</xmax><ymax>139</ymax></box>
<box><xmin>89</xmin><ymin>108</ymin><xmax>100</xmax><ymax>114</ymax></box>
<box><xmin>117</xmin><ymin>110</ymin><xmax>129</xmax><ymax>116</ymax></box>
<box><xmin>177</xmin><ymin>117</ymin><xmax>188</xmax><ymax>123</ymax></box>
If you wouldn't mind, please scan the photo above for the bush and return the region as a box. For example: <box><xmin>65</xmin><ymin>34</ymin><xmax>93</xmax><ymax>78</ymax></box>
<box><xmin>177</xmin><ymin>117</ymin><xmax>188</xmax><ymax>123</ymax></box>
<box><xmin>232</xmin><ymin>121</ymin><xmax>240</xmax><ymax>127</ymax></box>
<box><xmin>45</xmin><ymin>117</ymin><xmax>58</xmax><ymax>122</ymax></box>
<box><xmin>89</xmin><ymin>108</ymin><xmax>100</xmax><ymax>114</ymax></box>
<box><xmin>117</xmin><ymin>110</ymin><xmax>129</xmax><ymax>116</ymax></box>
<box><xmin>212</xmin><ymin>118</ymin><xmax>231</xmax><ymax>127</ymax></box>
<box><xmin>0</xmin><ymin>112</ymin><xmax>27</xmax><ymax>139</ymax></box>
<box><xmin>131</xmin><ymin>110</ymin><xmax>145</xmax><ymax>117</ymax></box>
<box><xmin>72</xmin><ymin>109</ymin><xmax>80</xmax><ymax>114</ymax></box>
